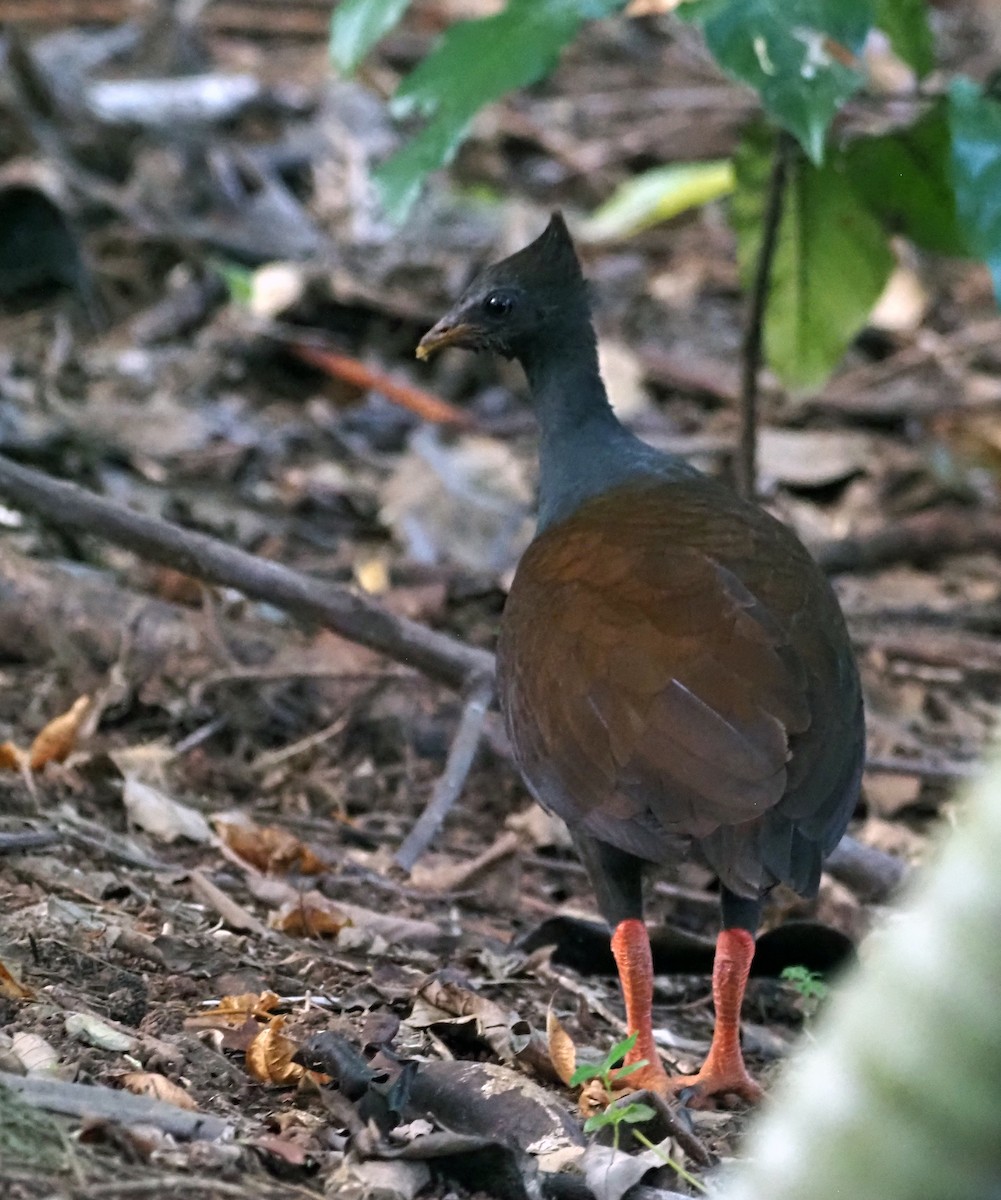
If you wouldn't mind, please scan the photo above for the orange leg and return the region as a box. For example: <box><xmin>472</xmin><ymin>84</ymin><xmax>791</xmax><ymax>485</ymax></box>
<box><xmin>610</xmin><ymin>918</ymin><xmax>669</xmax><ymax>1091</ymax></box>
<box><xmin>667</xmin><ymin>927</ymin><xmax>763</xmax><ymax>1106</ymax></box>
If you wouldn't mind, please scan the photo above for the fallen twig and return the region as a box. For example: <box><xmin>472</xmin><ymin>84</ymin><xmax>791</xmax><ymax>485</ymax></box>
<box><xmin>0</xmin><ymin>1070</ymin><xmax>230</xmax><ymax>1140</ymax></box>
<box><xmin>290</xmin><ymin>342</ymin><xmax>474</xmax><ymax>429</ymax></box>
<box><xmin>865</xmin><ymin>754</ymin><xmax>981</xmax><ymax>780</ymax></box>
<box><xmin>814</xmin><ymin>508</ymin><xmax>1001</xmax><ymax>574</ymax></box>
<box><xmin>0</xmin><ymin>453</ymin><xmax>493</xmax><ymax>693</ymax></box>
<box><xmin>825</xmin><ymin>835</ymin><xmax>906</xmax><ymax>903</ymax></box>
<box><xmin>395</xmin><ymin>674</ymin><xmax>495</xmax><ymax>871</ymax></box>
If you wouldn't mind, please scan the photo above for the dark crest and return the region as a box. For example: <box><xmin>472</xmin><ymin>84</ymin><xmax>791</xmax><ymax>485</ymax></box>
<box><xmin>489</xmin><ymin>212</ymin><xmax>585</xmax><ymax>294</ymax></box>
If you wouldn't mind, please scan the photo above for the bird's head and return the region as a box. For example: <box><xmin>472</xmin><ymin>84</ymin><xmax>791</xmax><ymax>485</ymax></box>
<box><xmin>416</xmin><ymin>212</ymin><xmax>589</xmax><ymax>364</ymax></box>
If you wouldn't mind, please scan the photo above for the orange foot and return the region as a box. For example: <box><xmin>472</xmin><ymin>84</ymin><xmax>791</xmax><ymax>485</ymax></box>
<box><xmin>665</xmin><ymin>1064</ymin><xmax>764</xmax><ymax>1108</ymax></box>
<box><xmin>608</xmin><ymin>920</ymin><xmax>764</xmax><ymax>1109</ymax></box>
<box><xmin>612</xmin><ymin>1059</ymin><xmax>670</xmax><ymax>1095</ymax></box>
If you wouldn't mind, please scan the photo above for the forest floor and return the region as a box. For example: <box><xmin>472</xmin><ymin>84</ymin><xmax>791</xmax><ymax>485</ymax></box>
<box><xmin>1</xmin><ymin>4</ymin><xmax>1000</xmax><ymax>1199</ymax></box>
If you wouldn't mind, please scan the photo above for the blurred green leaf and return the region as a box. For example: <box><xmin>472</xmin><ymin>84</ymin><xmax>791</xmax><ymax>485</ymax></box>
<box><xmin>610</xmin><ymin>1059</ymin><xmax>647</xmax><ymax>1081</ymax></box>
<box><xmin>375</xmin><ymin>0</ymin><xmax>628</xmax><ymax>221</ymax></box>
<box><xmin>581</xmin><ymin>160</ymin><xmax>735</xmax><ymax>241</ymax></box>
<box><xmin>330</xmin><ymin>0</ymin><xmax>415</xmax><ymax>75</ymax></box>
<box><xmin>617</xmin><ymin>1102</ymin><xmax>657</xmax><ymax>1124</ymax></box>
<box><xmin>569</xmin><ymin>1062</ymin><xmax>605</xmax><ymax>1086</ymax></box>
<box><xmin>583</xmin><ymin>1101</ymin><xmax>657</xmax><ymax>1133</ymax></box>
<box><xmin>841</xmin><ymin>102</ymin><xmax>966</xmax><ymax>255</ymax></box>
<box><xmin>212</xmin><ymin>259</ymin><xmax>254</xmax><ymax>306</ymax></box>
<box><xmin>949</xmin><ymin>77</ymin><xmax>1001</xmax><ymax>304</ymax></box>
<box><xmin>582</xmin><ymin>1108</ymin><xmax>622</xmax><ymax>1133</ymax></box>
<box><xmin>873</xmin><ymin>0</ymin><xmax>935</xmax><ymax>77</ymax></box>
<box><xmin>733</xmin><ymin>130</ymin><xmax>893</xmax><ymax>388</ymax></box>
<box><xmin>680</xmin><ymin>0</ymin><xmax>872</xmax><ymax>164</ymax></box>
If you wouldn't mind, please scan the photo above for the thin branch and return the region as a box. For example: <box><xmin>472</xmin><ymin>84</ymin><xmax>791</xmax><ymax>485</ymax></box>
<box><xmin>289</xmin><ymin>342</ymin><xmax>474</xmax><ymax>429</ymax></box>
<box><xmin>824</xmin><ymin>835</ymin><xmax>906</xmax><ymax>903</ymax></box>
<box><xmin>737</xmin><ymin>131</ymin><xmax>792</xmax><ymax>501</ymax></box>
<box><xmin>394</xmin><ymin>674</ymin><xmax>495</xmax><ymax>872</ymax></box>
<box><xmin>0</xmin><ymin>453</ymin><xmax>493</xmax><ymax>692</ymax></box>
<box><xmin>814</xmin><ymin>508</ymin><xmax>1001</xmax><ymax>575</ymax></box>
<box><xmin>0</xmin><ymin>1070</ymin><xmax>231</xmax><ymax>1141</ymax></box>
<box><xmin>864</xmin><ymin>754</ymin><xmax>981</xmax><ymax>780</ymax></box>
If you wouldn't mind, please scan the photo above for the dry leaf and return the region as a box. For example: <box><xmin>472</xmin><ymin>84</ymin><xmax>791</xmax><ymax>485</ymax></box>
<box><xmin>245</xmin><ymin>1016</ymin><xmax>304</xmax><ymax>1086</ymax></box>
<box><xmin>0</xmin><ymin>741</ymin><xmax>23</xmax><ymax>772</ymax></box>
<box><xmin>65</xmin><ymin>1012</ymin><xmax>137</xmax><ymax>1052</ymax></box>
<box><xmin>411</xmin><ymin>973</ymin><xmax>515</xmax><ymax>1063</ymax></box>
<box><xmin>269</xmin><ymin>892</ymin><xmax>351</xmax><ymax>938</ymax></box>
<box><xmin>122</xmin><ymin>776</ymin><xmax>212</xmax><ymax>843</ymax></box>
<box><xmin>11</xmin><ymin>1031</ymin><xmax>59</xmax><ymax>1073</ymax></box>
<box><xmin>107</xmin><ymin>742</ymin><xmax>175</xmax><ymax>784</ymax></box>
<box><xmin>757</xmin><ymin>429</ymin><xmax>870</xmax><ymax>490</ymax></box>
<box><xmin>546</xmin><ymin>1006</ymin><xmax>577</xmax><ymax>1086</ymax></box>
<box><xmin>864</xmin><ymin>772</ymin><xmax>922</xmax><ymax>818</ymax></box>
<box><xmin>215</xmin><ymin>815</ymin><xmax>325</xmax><ymax>874</ymax></box>
<box><xmin>250</xmin><ymin>1132</ymin><xmax>313</xmax><ymax>1167</ymax></box>
<box><xmin>118</xmin><ymin>1072</ymin><xmax>197</xmax><ymax>1110</ymax></box>
<box><xmin>188</xmin><ymin>991</ymin><xmax>281</xmax><ymax>1029</ymax></box>
<box><xmin>381</xmin><ymin>427</ymin><xmax>534</xmax><ymax>575</ymax></box>
<box><xmin>0</xmin><ymin>959</ymin><xmax>34</xmax><ymax>1000</ymax></box>
<box><xmin>143</xmin><ymin>566</ymin><xmax>205</xmax><ymax>606</ymax></box>
<box><xmin>28</xmin><ymin>695</ymin><xmax>90</xmax><ymax>770</ymax></box>
<box><xmin>354</xmin><ymin>556</ymin><xmax>390</xmax><ymax>595</ymax></box>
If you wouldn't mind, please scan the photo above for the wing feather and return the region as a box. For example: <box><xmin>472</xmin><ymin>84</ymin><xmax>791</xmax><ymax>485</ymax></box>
<box><xmin>499</xmin><ymin>483</ymin><xmax>864</xmax><ymax>898</ymax></box>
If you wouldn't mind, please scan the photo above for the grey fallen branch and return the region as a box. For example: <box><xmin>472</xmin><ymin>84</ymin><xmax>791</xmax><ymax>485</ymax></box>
<box><xmin>0</xmin><ymin>452</ymin><xmax>493</xmax><ymax>868</ymax></box>
<box><xmin>813</xmin><ymin>507</ymin><xmax>1001</xmax><ymax>575</ymax></box>
<box><xmin>0</xmin><ymin>453</ymin><xmax>492</xmax><ymax>692</ymax></box>
<box><xmin>395</xmin><ymin>673</ymin><xmax>495</xmax><ymax>871</ymax></box>
<box><xmin>0</xmin><ymin>1071</ymin><xmax>231</xmax><ymax>1141</ymax></box>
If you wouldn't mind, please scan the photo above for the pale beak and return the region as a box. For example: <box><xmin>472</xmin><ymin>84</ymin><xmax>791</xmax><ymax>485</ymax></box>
<box><xmin>416</xmin><ymin>319</ymin><xmax>478</xmax><ymax>361</ymax></box>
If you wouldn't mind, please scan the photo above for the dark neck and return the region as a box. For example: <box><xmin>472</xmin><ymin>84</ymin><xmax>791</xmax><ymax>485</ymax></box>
<box><xmin>520</xmin><ymin>328</ymin><xmax>617</xmax><ymax>443</ymax></box>
<box><xmin>516</xmin><ymin>319</ymin><xmax>647</xmax><ymax>530</ymax></box>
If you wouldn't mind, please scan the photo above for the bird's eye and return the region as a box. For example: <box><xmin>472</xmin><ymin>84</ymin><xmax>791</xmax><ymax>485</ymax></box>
<box><xmin>482</xmin><ymin>292</ymin><xmax>513</xmax><ymax>317</ymax></box>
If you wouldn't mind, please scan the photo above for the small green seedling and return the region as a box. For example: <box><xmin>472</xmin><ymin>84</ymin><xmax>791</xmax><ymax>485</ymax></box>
<box><xmin>781</xmin><ymin>965</ymin><xmax>830</xmax><ymax>1001</ymax></box>
<box><xmin>570</xmin><ymin>1033</ymin><xmax>706</xmax><ymax>1194</ymax></box>
<box><xmin>570</xmin><ymin>1031</ymin><xmax>646</xmax><ymax>1097</ymax></box>
<box><xmin>782</xmin><ymin>964</ymin><xmax>831</xmax><ymax>1022</ymax></box>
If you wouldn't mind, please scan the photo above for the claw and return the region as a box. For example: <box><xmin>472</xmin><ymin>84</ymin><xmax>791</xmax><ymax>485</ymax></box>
<box><xmin>666</xmin><ymin>1065</ymin><xmax>764</xmax><ymax>1109</ymax></box>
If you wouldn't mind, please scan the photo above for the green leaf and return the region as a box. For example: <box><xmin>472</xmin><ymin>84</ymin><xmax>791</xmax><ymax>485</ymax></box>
<box><xmin>212</xmin><ymin>259</ymin><xmax>254</xmax><ymax>306</ymax></box>
<box><xmin>569</xmin><ymin>1063</ymin><xmax>605</xmax><ymax>1086</ymax></box>
<box><xmin>582</xmin><ymin>1100</ymin><xmax>657</xmax><ymax>1134</ymax></box>
<box><xmin>610</xmin><ymin>1059</ymin><xmax>648</xmax><ymax>1081</ymax></box>
<box><xmin>732</xmin><ymin>129</ymin><xmax>894</xmax><ymax>388</ymax></box>
<box><xmin>873</xmin><ymin>0</ymin><xmax>934</xmax><ymax>78</ymax></box>
<box><xmin>617</xmin><ymin>1102</ymin><xmax>657</xmax><ymax>1124</ymax></box>
<box><xmin>583</xmin><ymin>1108</ymin><xmax>623</xmax><ymax>1134</ymax></box>
<box><xmin>679</xmin><ymin>0</ymin><xmax>873</xmax><ymax>164</ymax></box>
<box><xmin>781</xmin><ymin>965</ymin><xmax>830</xmax><ymax>1000</ymax></box>
<box><xmin>840</xmin><ymin>101</ymin><xmax>966</xmax><ymax>255</ymax></box>
<box><xmin>330</xmin><ymin>0</ymin><xmax>415</xmax><ymax>75</ymax></box>
<box><xmin>949</xmin><ymin>77</ymin><xmax>1001</xmax><ymax>304</ymax></box>
<box><xmin>581</xmin><ymin>160</ymin><xmax>735</xmax><ymax>242</ymax></box>
<box><xmin>375</xmin><ymin>0</ymin><xmax>628</xmax><ymax>220</ymax></box>
<box><xmin>600</xmin><ymin>1032</ymin><xmax>638</xmax><ymax>1073</ymax></box>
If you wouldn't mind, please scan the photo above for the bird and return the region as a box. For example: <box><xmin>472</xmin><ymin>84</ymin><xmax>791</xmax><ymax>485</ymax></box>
<box><xmin>416</xmin><ymin>213</ymin><xmax>864</xmax><ymax>1105</ymax></box>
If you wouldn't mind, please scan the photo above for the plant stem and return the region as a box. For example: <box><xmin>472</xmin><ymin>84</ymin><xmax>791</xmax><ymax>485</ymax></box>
<box><xmin>737</xmin><ymin>129</ymin><xmax>792</xmax><ymax>501</ymax></box>
<box><xmin>633</xmin><ymin>1129</ymin><xmax>708</xmax><ymax>1194</ymax></box>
